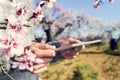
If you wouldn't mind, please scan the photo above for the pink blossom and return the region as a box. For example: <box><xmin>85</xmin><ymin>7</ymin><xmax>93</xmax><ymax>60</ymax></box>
<box><xmin>11</xmin><ymin>49</ymin><xmax>36</xmax><ymax>71</ymax></box>
<box><xmin>109</xmin><ymin>0</ymin><xmax>114</xmax><ymax>3</ymax></box>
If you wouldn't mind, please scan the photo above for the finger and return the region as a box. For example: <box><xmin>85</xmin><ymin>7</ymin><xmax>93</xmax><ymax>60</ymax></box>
<box><xmin>62</xmin><ymin>52</ymin><xmax>75</xmax><ymax>59</ymax></box>
<box><xmin>33</xmin><ymin>62</ymin><xmax>49</xmax><ymax>74</ymax></box>
<box><xmin>68</xmin><ymin>38</ymin><xmax>81</xmax><ymax>44</ymax></box>
<box><xmin>37</xmin><ymin>43</ymin><xmax>56</xmax><ymax>50</ymax></box>
<box><xmin>33</xmin><ymin>62</ymin><xmax>49</xmax><ymax>70</ymax></box>
<box><xmin>67</xmin><ymin>50</ymin><xmax>77</xmax><ymax>56</ymax></box>
<box><xmin>41</xmin><ymin>58</ymin><xmax>53</xmax><ymax>63</ymax></box>
<box><xmin>74</xmin><ymin>47</ymin><xmax>83</xmax><ymax>51</ymax></box>
<box><xmin>32</xmin><ymin>48</ymin><xmax>56</xmax><ymax>57</ymax></box>
<box><xmin>82</xmin><ymin>45</ymin><xmax>85</xmax><ymax>50</ymax></box>
<box><xmin>29</xmin><ymin>43</ymin><xmax>56</xmax><ymax>50</ymax></box>
<box><xmin>30</xmin><ymin>47</ymin><xmax>56</xmax><ymax>57</ymax></box>
<box><xmin>61</xmin><ymin>41</ymin><xmax>69</xmax><ymax>46</ymax></box>
<box><xmin>29</xmin><ymin>43</ymin><xmax>39</xmax><ymax>49</ymax></box>
<box><xmin>34</xmin><ymin>58</ymin><xmax>45</xmax><ymax>64</ymax></box>
<box><xmin>33</xmin><ymin>67</ymin><xmax>47</xmax><ymax>74</ymax></box>
<box><xmin>75</xmin><ymin>45</ymin><xmax>85</xmax><ymax>51</ymax></box>
<box><xmin>34</xmin><ymin>58</ymin><xmax>53</xmax><ymax>64</ymax></box>
<box><xmin>62</xmin><ymin>48</ymin><xmax>78</xmax><ymax>55</ymax></box>
<box><xmin>62</xmin><ymin>50</ymin><xmax>73</xmax><ymax>58</ymax></box>
<box><xmin>62</xmin><ymin>49</ymin><xmax>78</xmax><ymax>58</ymax></box>
<box><xmin>61</xmin><ymin>52</ymin><xmax>69</xmax><ymax>59</ymax></box>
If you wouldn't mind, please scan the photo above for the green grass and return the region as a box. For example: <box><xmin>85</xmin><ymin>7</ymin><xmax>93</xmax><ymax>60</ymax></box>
<box><xmin>72</xmin><ymin>64</ymin><xmax>98</xmax><ymax>80</ymax></box>
<box><xmin>40</xmin><ymin>41</ymin><xmax>120</xmax><ymax>80</ymax></box>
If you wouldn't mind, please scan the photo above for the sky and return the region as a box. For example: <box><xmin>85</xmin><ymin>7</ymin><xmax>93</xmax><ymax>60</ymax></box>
<box><xmin>57</xmin><ymin>0</ymin><xmax>120</xmax><ymax>24</ymax></box>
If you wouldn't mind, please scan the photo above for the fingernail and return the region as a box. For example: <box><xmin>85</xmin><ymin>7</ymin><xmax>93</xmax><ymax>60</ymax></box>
<box><xmin>52</xmin><ymin>46</ymin><xmax>56</xmax><ymax>49</ymax></box>
<box><xmin>82</xmin><ymin>45</ymin><xmax>85</xmax><ymax>50</ymax></box>
<box><xmin>73</xmin><ymin>56</ymin><xmax>76</xmax><ymax>58</ymax></box>
<box><xmin>76</xmin><ymin>52</ymin><xmax>79</xmax><ymax>55</ymax></box>
<box><xmin>35</xmin><ymin>58</ymin><xmax>44</xmax><ymax>63</ymax></box>
<box><xmin>52</xmin><ymin>51</ymin><xmax>56</xmax><ymax>56</ymax></box>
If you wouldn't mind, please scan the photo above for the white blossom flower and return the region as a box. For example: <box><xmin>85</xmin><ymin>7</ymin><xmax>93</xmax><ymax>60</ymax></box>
<box><xmin>11</xmin><ymin>49</ymin><xmax>36</xmax><ymax>71</ymax></box>
<box><xmin>47</xmin><ymin>2</ymin><xmax>53</xmax><ymax>8</ymax></box>
<box><xmin>24</xmin><ymin>49</ymin><xmax>36</xmax><ymax>61</ymax></box>
<box><xmin>12</xmin><ymin>62</ymin><xmax>20</xmax><ymax>68</ymax></box>
<box><xmin>7</xmin><ymin>14</ymin><xmax>18</xmax><ymax>25</ymax></box>
<box><xmin>10</xmin><ymin>42</ymin><xmax>24</xmax><ymax>56</ymax></box>
<box><xmin>50</xmin><ymin>0</ymin><xmax>56</xmax><ymax>3</ymax></box>
<box><xmin>37</xmin><ymin>14</ymin><xmax>44</xmax><ymax>20</ymax></box>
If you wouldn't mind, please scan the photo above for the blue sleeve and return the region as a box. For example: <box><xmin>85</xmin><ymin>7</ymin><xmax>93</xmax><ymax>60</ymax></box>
<box><xmin>47</xmin><ymin>41</ymin><xmax>65</xmax><ymax>63</ymax></box>
<box><xmin>0</xmin><ymin>69</ymin><xmax>39</xmax><ymax>80</ymax></box>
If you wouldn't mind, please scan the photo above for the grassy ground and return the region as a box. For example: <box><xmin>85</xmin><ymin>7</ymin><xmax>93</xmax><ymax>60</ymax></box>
<box><xmin>39</xmin><ymin>43</ymin><xmax>120</xmax><ymax>80</ymax></box>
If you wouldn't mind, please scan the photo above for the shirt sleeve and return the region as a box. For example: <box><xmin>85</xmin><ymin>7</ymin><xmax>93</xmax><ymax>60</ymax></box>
<box><xmin>47</xmin><ymin>41</ymin><xmax>65</xmax><ymax>63</ymax></box>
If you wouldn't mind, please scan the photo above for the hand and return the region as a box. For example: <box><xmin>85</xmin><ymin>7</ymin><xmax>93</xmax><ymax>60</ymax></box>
<box><xmin>60</xmin><ymin>38</ymin><xmax>84</xmax><ymax>59</ymax></box>
<box><xmin>29</xmin><ymin>43</ymin><xmax>56</xmax><ymax>57</ymax></box>
<box><xmin>32</xmin><ymin>58</ymin><xmax>52</xmax><ymax>74</ymax></box>
<box><xmin>28</xmin><ymin>43</ymin><xmax>56</xmax><ymax>74</ymax></box>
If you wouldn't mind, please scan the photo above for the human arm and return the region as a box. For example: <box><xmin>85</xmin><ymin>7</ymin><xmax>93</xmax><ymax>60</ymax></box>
<box><xmin>29</xmin><ymin>38</ymin><xmax>84</xmax><ymax>74</ymax></box>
